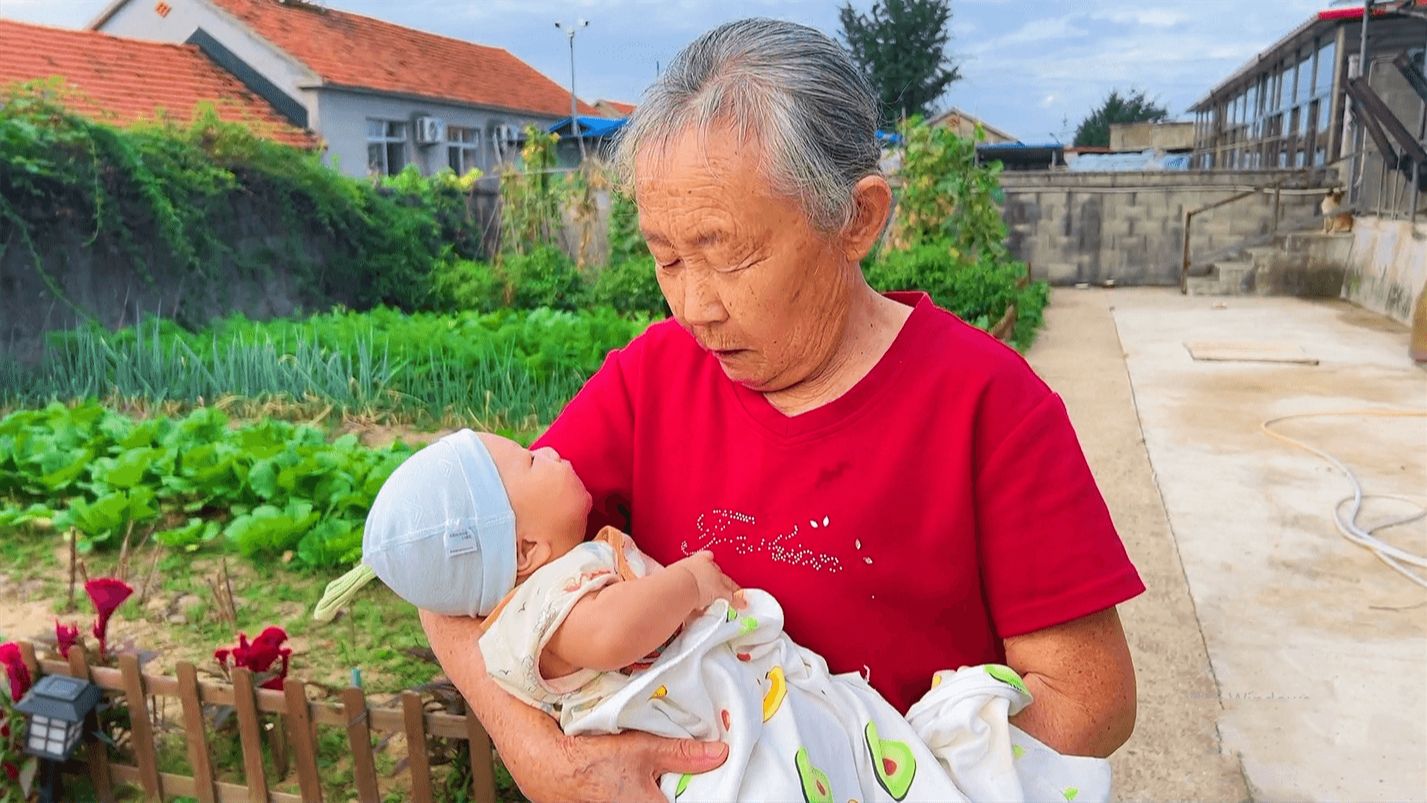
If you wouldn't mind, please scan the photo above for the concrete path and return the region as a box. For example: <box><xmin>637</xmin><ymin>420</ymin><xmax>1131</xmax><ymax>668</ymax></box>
<box><xmin>1028</xmin><ymin>290</ymin><xmax>1250</xmax><ymax>801</ymax></box>
<box><xmin>1029</xmin><ymin>288</ymin><xmax>1427</xmax><ymax>801</ymax></box>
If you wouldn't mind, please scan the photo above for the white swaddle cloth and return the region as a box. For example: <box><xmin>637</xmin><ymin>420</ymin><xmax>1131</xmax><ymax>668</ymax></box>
<box><xmin>480</xmin><ymin>535</ymin><xmax>1113</xmax><ymax>802</ymax></box>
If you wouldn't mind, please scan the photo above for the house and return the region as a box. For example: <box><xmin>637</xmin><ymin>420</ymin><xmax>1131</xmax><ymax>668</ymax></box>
<box><xmin>930</xmin><ymin>107</ymin><xmax>1017</xmax><ymax>144</ymax></box>
<box><xmin>0</xmin><ymin>19</ymin><xmax>312</xmax><ymax>147</ymax></box>
<box><xmin>1188</xmin><ymin>0</ymin><xmax>1426</xmax><ymax>170</ymax></box>
<box><xmin>90</xmin><ymin>0</ymin><xmax>599</xmax><ymax>178</ymax></box>
<box><xmin>593</xmin><ymin>98</ymin><xmax>636</xmax><ymax>119</ymax></box>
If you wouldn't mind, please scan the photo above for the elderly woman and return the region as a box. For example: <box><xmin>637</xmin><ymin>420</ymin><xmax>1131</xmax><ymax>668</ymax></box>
<box><xmin>421</xmin><ymin>18</ymin><xmax>1141</xmax><ymax>801</ymax></box>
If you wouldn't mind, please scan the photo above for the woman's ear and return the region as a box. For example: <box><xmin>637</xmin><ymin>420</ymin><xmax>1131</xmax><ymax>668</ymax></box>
<box><xmin>515</xmin><ymin>535</ymin><xmax>553</xmax><ymax>578</ymax></box>
<box><xmin>842</xmin><ymin>174</ymin><xmax>894</xmax><ymax>263</ymax></box>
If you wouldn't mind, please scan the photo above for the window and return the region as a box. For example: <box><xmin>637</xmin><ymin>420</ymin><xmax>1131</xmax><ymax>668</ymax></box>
<box><xmin>447</xmin><ymin>125</ymin><xmax>481</xmax><ymax>174</ymax></box>
<box><xmin>1315</xmin><ymin>39</ymin><xmax>1336</xmax><ymax>95</ymax></box>
<box><xmin>1280</xmin><ymin>63</ymin><xmax>1295</xmax><ymax>110</ymax></box>
<box><xmin>1295</xmin><ymin>50</ymin><xmax>1312</xmax><ymax>105</ymax></box>
<box><xmin>366</xmin><ymin>119</ymin><xmax>407</xmax><ymax>176</ymax></box>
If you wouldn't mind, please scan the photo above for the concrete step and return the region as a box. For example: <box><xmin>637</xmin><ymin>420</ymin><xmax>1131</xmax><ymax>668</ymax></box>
<box><xmin>1214</xmin><ymin>260</ymin><xmax>1255</xmax><ymax>292</ymax></box>
<box><xmin>1186</xmin><ymin>274</ymin><xmax>1234</xmax><ymax>296</ymax></box>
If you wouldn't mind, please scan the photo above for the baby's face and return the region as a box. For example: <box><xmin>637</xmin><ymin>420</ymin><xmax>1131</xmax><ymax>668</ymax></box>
<box><xmin>477</xmin><ymin>433</ymin><xmax>591</xmax><ymax>551</ymax></box>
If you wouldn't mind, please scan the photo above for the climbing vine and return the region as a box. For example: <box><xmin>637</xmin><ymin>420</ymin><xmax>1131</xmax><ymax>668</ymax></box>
<box><xmin>0</xmin><ymin>81</ymin><xmax>484</xmax><ymax>315</ymax></box>
<box><xmin>497</xmin><ymin>125</ymin><xmax>564</xmax><ymax>258</ymax></box>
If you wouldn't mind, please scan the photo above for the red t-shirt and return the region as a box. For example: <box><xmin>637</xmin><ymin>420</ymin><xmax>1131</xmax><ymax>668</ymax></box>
<box><xmin>535</xmin><ymin>292</ymin><xmax>1144</xmax><ymax>712</ymax></box>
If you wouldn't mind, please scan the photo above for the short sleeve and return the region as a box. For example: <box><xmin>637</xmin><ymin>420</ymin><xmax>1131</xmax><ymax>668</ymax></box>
<box><xmin>975</xmin><ymin>392</ymin><xmax>1144</xmax><ymax>638</ymax></box>
<box><xmin>478</xmin><ymin>543</ymin><xmax>624</xmax><ymax>707</ymax></box>
<box><xmin>534</xmin><ymin>341</ymin><xmax>639</xmax><ymax>537</ymax></box>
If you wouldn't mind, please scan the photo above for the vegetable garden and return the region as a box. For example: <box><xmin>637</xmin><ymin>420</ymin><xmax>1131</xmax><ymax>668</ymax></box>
<box><xmin>0</xmin><ymin>83</ymin><xmax>1047</xmax><ymax>801</ymax></box>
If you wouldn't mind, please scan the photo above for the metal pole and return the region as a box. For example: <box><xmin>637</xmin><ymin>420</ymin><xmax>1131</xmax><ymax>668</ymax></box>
<box><xmin>556</xmin><ymin>20</ymin><xmax>589</xmax><ymax>161</ymax></box>
<box><xmin>1351</xmin><ymin>1</ymin><xmax>1372</xmax><ymax>208</ymax></box>
<box><xmin>1414</xmin><ymin>30</ymin><xmax>1427</xmax><ymax>220</ymax></box>
<box><xmin>568</xmin><ymin>31</ymin><xmax>586</xmax><ymax>161</ymax></box>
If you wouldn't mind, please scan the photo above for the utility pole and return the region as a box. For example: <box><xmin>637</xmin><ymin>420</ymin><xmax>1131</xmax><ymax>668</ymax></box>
<box><xmin>555</xmin><ymin>19</ymin><xmax>589</xmax><ymax>160</ymax></box>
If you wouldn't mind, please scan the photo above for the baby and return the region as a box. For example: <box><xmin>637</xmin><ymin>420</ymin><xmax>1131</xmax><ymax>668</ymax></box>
<box><xmin>360</xmin><ymin>429</ymin><xmax>1110</xmax><ymax>802</ymax></box>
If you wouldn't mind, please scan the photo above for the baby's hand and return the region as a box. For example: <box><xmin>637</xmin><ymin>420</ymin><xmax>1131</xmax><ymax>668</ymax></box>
<box><xmin>672</xmin><ymin>551</ymin><xmax>744</xmax><ymax>611</ymax></box>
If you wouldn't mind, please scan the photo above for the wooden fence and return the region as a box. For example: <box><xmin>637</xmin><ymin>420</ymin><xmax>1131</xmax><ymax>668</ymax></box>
<box><xmin>14</xmin><ymin>642</ymin><xmax>498</xmax><ymax>803</ymax></box>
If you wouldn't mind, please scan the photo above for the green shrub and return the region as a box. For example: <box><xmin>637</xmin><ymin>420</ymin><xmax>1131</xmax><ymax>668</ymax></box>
<box><xmin>502</xmin><ymin>246</ymin><xmax>588</xmax><ymax>311</ymax></box>
<box><xmin>431</xmin><ymin>255</ymin><xmax>507</xmax><ymax>312</ymax></box>
<box><xmin>593</xmin><ymin>258</ymin><xmax>667</xmax><ymax>316</ymax></box>
<box><xmin>865</xmin><ymin>241</ymin><xmax>1048</xmax><ymax>346</ymax></box>
<box><xmin>607</xmin><ymin>191</ymin><xmax>648</xmax><ymax>264</ymax></box>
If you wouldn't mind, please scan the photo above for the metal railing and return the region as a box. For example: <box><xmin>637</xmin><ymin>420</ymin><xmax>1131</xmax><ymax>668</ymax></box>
<box><xmin>1178</xmin><ymin>154</ymin><xmax>1356</xmax><ymax>293</ymax></box>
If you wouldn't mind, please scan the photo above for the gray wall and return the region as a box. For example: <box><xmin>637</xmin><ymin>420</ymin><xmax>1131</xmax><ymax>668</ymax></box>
<box><xmin>313</xmin><ymin>89</ymin><xmax>554</xmax><ymax>179</ymax></box>
<box><xmin>1000</xmin><ymin>169</ymin><xmax>1337</xmax><ymax>286</ymax></box>
<box><xmin>0</xmin><ymin>195</ymin><xmax>358</xmax><ymax>362</ymax></box>
<box><xmin>1340</xmin><ymin>216</ymin><xmax>1427</xmax><ymax>324</ymax></box>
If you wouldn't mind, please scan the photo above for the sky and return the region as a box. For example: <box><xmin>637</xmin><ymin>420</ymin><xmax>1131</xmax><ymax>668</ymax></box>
<box><xmin>2</xmin><ymin>0</ymin><xmax>1333</xmax><ymax>142</ymax></box>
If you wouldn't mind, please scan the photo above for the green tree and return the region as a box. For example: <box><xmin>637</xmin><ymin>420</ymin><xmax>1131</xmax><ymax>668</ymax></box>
<box><xmin>839</xmin><ymin>0</ymin><xmax>961</xmax><ymax>128</ymax></box>
<box><xmin>1073</xmin><ymin>89</ymin><xmax>1169</xmax><ymax>147</ymax></box>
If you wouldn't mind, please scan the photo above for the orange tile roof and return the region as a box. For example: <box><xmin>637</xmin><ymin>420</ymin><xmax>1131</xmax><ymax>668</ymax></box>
<box><xmin>206</xmin><ymin>0</ymin><xmax>599</xmax><ymax>118</ymax></box>
<box><xmin>597</xmin><ymin>99</ymin><xmax>637</xmax><ymax>117</ymax></box>
<box><xmin>0</xmin><ymin>19</ymin><xmax>314</xmax><ymax>147</ymax></box>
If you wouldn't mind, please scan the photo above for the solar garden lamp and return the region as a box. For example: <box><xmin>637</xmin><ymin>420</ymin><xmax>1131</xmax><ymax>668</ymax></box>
<box><xmin>15</xmin><ymin>674</ymin><xmax>102</xmax><ymax>803</ymax></box>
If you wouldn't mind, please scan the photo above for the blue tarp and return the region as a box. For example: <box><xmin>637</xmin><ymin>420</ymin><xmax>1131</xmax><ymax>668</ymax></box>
<box><xmin>547</xmin><ymin>116</ymin><xmax>626</xmax><ymax>138</ymax></box>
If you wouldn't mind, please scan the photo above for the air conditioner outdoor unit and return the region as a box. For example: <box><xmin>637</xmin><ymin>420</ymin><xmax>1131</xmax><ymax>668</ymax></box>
<box><xmin>414</xmin><ymin>116</ymin><xmax>446</xmax><ymax>146</ymax></box>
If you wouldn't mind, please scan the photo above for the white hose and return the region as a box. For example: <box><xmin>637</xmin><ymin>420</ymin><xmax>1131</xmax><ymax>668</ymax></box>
<box><xmin>1261</xmin><ymin>409</ymin><xmax>1427</xmax><ymax>589</ymax></box>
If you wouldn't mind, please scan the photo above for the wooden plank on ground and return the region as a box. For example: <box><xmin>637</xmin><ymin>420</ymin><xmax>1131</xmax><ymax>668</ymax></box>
<box><xmin>283</xmin><ymin>679</ymin><xmax>323</xmax><ymax>803</ymax></box>
<box><xmin>464</xmin><ymin>708</ymin><xmax>497</xmax><ymax>803</ymax></box>
<box><xmin>401</xmin><ymin>691</ymin><xmax>434</xmax><ymax>803</ymax></box>
<box><xmin>176</xmin><ymin>662</ymin><xmax>218</xmax><ymax>803</ymax></box>
<box><xmin>67</xmin><ymin>647</ymin><xmax>115</xmax><ymax>803</ymax></box>
<box><xmin>1184</xmin><ymin>340</ymin><xmax>1319</xmax><ymax>364</ymax></box>
<box><xmin>119</xmin><ymin>653</ymin><xmax>163</xmax><ymax>799</ymax></box>
<box><xmin>341</xmin><ymin>687</ymin><xmax>380</xmax><ymax>802</ymax></box>
<box><xmin>230</xmin><ymin>669</ymin><xmax>270</xmax><ymax>803</ymax></box>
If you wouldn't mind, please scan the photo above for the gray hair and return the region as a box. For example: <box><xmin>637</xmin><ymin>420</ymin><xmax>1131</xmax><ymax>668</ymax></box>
<box><xmin>612</xmin><ymin>18</ymin><xmax>882</xmax><ymax>232</ymax></box>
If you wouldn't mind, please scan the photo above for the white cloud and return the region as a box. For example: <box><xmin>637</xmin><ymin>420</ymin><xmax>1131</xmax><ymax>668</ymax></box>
<box><xmin>978</xmin><ymin>15</ymin><xmax>1088</xmax><ymax>50</ymax></box>
<box><xmin>1089</xmin><ymin>8</ymin><xmax>1190</xmax><ymax>28</ymax></box>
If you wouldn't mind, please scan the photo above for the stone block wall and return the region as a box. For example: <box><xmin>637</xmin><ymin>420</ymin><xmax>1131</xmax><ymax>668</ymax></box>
<box><xmin>999</xmin><ymin>169</ymin><xmax>1337</xmax><ymax>285</ymax></box>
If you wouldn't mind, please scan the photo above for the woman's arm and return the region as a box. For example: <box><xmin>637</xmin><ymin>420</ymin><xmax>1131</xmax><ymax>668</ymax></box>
<box><xmin>1003</xmin><ymin>606</ymin><xmax>1137</xmax><ymax>757</ymax></box>
<box><xmin>419</xmin><ymin>609</ymin><xmax>728</xmax><ymax>802</ymax></box>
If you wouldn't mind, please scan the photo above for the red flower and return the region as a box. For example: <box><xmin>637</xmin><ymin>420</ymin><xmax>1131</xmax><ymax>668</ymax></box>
<box><xmin>85</xmin><ymin>577</ymin><xmax>133</xmax><ymax>661</ymax></box>
<box><xmin>214</xmin><ymin>627</ymin><xmax>291</xmax><ymax>690</ymax></box>
<box><xmin>0</xmin><ymin>642</ymin><xmax>30</xmax><ymax>703</ymax></box>
<box><xmin>55</xmin><ymin>620</ymin><xmax>81</xmax><ymax>659</ymax></box>
<box><xmin>3</xmin><ymin>761</ymin><xmax>17</xmax><ymax>783</ymax></box>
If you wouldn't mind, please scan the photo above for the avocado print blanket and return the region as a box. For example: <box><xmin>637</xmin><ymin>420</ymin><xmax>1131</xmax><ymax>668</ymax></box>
<box><xmin>480</xmin><ymin>535</ymin><xmax>1111</xmax><ymax>802</ymax></box>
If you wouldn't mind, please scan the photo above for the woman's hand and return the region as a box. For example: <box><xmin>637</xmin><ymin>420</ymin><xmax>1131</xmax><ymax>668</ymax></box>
<box><xmin>509</xmin><ymin>729</ymin><xmax>729</xmax><ymax>802</ymax></box>
<box><xmin>670</xmin><ymin>551</ymin><xmax>743</xmax><ymax>610</ymax></box>
<box><xmin>419</xmin><ymin>609</ymin><xmax>728</xmax><ymax>802</ymax></box>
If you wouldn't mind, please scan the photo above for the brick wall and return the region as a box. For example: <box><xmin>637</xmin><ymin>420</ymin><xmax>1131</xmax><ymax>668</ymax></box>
<box><xmin>999</xmin><ymin>169</ymin><xmax>1337</xmax><ymax>285</ymax></box>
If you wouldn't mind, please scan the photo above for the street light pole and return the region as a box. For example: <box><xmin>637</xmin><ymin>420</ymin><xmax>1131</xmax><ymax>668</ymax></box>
<box><xmin>555</xmin><ymin>19</ymin><xmax>589</xmax><ymax>160</ymax></box>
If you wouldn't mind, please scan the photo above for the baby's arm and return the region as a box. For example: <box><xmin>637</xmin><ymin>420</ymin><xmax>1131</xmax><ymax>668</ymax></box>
<box><xmin>543</xmin><ymin>552</ymin><xmax>740</xmax><ymax>674</ymax></box>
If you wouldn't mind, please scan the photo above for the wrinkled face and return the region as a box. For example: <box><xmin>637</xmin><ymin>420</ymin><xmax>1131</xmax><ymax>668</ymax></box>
<box><xmin>477</xmin><ymin>433</ymin><xmax>590</xmax><ymax>550</ymax></box>
<box><xmin>635</xmin><ymin>124</ymin><xmax>858</xmax><ymax>393</ymax></box>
